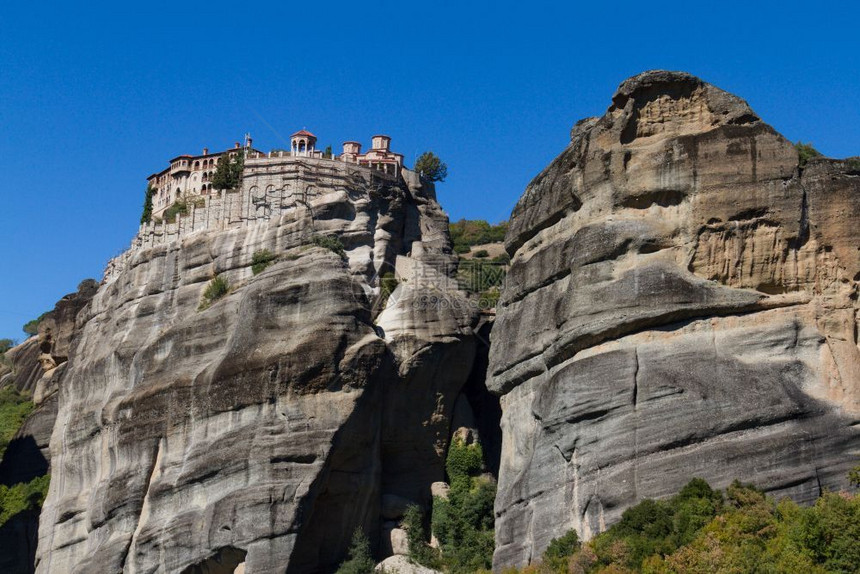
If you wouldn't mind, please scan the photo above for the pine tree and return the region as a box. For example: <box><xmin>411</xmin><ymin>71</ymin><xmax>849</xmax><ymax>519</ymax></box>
<box><xmin>335</xmin><ymin>528</ymin><xmax>376</xmax><ymax>574</ymax></box>
<box><xmin>212</xmin><ymin>152</ymin><xmax>244</xmax><ymax>191</ymax></box>
<box><xmin>414</xmin><ymin>151</ymin><xmax>448</xmax><ymax>182</ymax></box>
<box><xmin>140</xmin><ymin>185</ymin><xmax>155</xmax><ymax>224</ymax></box>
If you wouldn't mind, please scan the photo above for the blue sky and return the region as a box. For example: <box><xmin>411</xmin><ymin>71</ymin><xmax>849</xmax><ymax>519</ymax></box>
<box><xmin>1</xmin><ymin>0</ymin><xmax>858</xmax><ymax>340</ymax></box>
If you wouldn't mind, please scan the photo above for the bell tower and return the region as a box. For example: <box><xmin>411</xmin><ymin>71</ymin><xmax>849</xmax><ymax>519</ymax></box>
<box><xmin>290</xmin><ymin>130</ymin><xmax>317</xmax><ymax>157</ymax></box>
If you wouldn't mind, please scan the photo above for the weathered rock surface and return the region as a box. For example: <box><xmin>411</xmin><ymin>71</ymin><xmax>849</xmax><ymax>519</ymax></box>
<box><xmin>0</xmin><ymin>280</ymin><xmax>98</xmax><ymax>487</ymax></box>
<box><xmin>34</xmin><ymin>166</ymin><xmax>480</xmax><ymax>573</ymax></box>
<box><xmin>489</xmin><ymin>70</ymin><xmax>860</xmax><ymax>568</ymax></box>
<box><xmin>374</xmin><ymin>555</ymin><xmax>441</xmax><ymax>574</ymax></box>
<box><xmin>2</xmin><ymin>337</ymin><xmax>43</xmax><ymax>395</ymax></box>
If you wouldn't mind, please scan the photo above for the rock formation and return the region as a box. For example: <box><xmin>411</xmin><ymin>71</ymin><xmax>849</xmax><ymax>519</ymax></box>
<box><xmin>33</xmin><ymin>163</ymin><xmax>483</xmax><ymax>573</ymax></box>
<box><xmin>489</xmin><ymin>70</ymin><xmax>860</xmax><ymax>568</ymax></box>
<box><xmin>0</xmin><ymin>281</ymin><xmax>98</xmax><ymax>574</ymax></box>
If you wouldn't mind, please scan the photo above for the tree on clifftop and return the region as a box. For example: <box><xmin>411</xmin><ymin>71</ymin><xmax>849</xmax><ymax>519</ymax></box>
<box><xmin>212</xmin><ymin>152</ymin><xmax>244</xmax><ymax>191</ymax></box>
<box><xmin>414</xmin><ymin>151</ymin><xmax>448</xmax><ymax>182</ymax></box>
<box><xmin>140</xmin><ymin>184</ymin><xmax>155</xmax><ymax>224</ymax></box>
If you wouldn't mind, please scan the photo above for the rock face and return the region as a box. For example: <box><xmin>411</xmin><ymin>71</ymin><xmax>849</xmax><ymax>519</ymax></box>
<box><xmin>0</xmin><ymin>281</ymin><xmax>98</xmax><ymax>488</ymax></box>
<box><xmin>0</xmin><ymin>280</ymin><xmax>98</xmax><ymax>574</ymax></box>
<box><xmin>489</xmin><ymin>71</ymin><xmax>860</xmax><ymax>568</ymax></box>
<box><xmin>34</xmin><ymin>164</ymin><xmax>480</xmax><ymax>573</ymax></box>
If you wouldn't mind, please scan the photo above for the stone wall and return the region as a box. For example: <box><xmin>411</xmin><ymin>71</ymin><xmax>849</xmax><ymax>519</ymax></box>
<box><xmin>107</xmin><ymin>158</ymin><xmax>401</xmax><ymax>281</ymax></box>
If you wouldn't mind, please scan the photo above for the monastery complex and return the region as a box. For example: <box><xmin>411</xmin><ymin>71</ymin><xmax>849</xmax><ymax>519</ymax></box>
<box><xmin>147</xmin><ymin>130</ymin><xmax>405</xmax><ymax>219</ymax></box>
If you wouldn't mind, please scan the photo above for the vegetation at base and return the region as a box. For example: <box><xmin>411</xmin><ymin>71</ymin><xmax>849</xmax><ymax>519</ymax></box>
<box><xmin>513</xmin><ymin>478</ymin><xmax>860</xmax><ymax>574</ymax></box>
<box><xmin>311</xmin><ymin>235</ymin><xmax>346</xmax><ymax>257</ymax></box>
<box><xmin>0</xmin><ymin>386</ymin><xmax>34</xmax><ymax>458</ymax></box>
<box><xmin>251</xmin><ymin>249</ymin><xmax>277</xmax><ymax>275</ymax></box>
<box><xmin>0</xmin><ymin>382</ymin><xmax>50</xmax><ymax>530</ymax></box>
<box><xmin>140</xmin><ymin>184</ymin><xmax>156</xmax><ymax>224</ymax></box>
<box><xmin>199</xmin><ymin>275</ymin><xmax>229</xmax><ymax>310</ymax></box>
<box><xmin>542</xmin><ymin>530</ymin><xmax>581</xmax><ymax>573</ymax></box>
<box><xmin>449</xmin><ymin>219</ymin><xmax>508</xmax><ymax>254</ymax></box>
<box><xmin>428</xmin><ymin>438</ymin><xmax>497</xmax><ymax>573</ymax></box>
<box><xmin>335</xmin><ymin>528</ymin><xmax>376</xmax><ymax>574</ymax></box>
<box><xmin>414</xmin><ymin>151</ymin><xmax>448</xmax><ymax>183</ymax></box>
<box><xmin>796</xmin><ymin>141</ymin><xmax>823</xmax><ymax>167</ymax></box>
<box><xmin>473</xmin><ymin>249</ymin><xmax>489</xmax><ymax>258</ymax></box>
<box><xmin>212</xmin><ymin>151</ymin><xmax>245</xmax><ymax>191</ymax></box>
<box><xmin>850</xmin><ymin>466</ymin><xmax>860</xmax><ymax>488</ymax></box>
<box><xmin>22</xmin><ymin>312</ymin><xmax>48</xmax><ymax>337</ymax></box>
<box><xmin>162</xmin><ymin>200</ymin><xmax>188</xmax><ymax>223</ymax></box>
<box><xmin>404</xmin><ymin>504</ymin><xmax>445</xmax><ymax>570</ymax></box>
<box><xmin>0</xmin><ymin>474</ymin><xmax>50</xmax><ymax>528</ymax></box>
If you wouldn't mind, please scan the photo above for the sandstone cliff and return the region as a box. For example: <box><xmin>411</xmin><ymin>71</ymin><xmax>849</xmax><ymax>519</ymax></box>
<box><xmin>489</xmin><ymin>70</ymin><xmax>860</xmax><ymax>568</ymax></box>
<box><xmin>34</xmin><ymin>163</ymin><xmax>483</xmax><ymax>573</ymax></box>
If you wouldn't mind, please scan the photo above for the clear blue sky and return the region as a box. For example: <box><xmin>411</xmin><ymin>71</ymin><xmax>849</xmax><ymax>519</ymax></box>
<box><xmin>1</xmin><ymin>0</ymin><xmax>858</xmax><ymax>341</ymax></box>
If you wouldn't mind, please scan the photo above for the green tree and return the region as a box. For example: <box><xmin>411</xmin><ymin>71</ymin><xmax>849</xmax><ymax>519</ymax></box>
<box><xmin>403</xmin><ymin>504</ymin><xmax>444</xmax><ymax>570</ymax></box>
<box><xmin>449</xmin><ymin>219</ymin><xmax>509</xmax><ymax>252</ymax></box>
<box><xmin>212</xmin><ymin>152</ymin><xmax>244</xmax><ymax>191</ymax></box>
<box><xmin>0</xmin><ymin>339</ymin><xmax>14</xmax><ymax>354</ymax></box>
<box><xmin>543</xmin><ymin>530</ymin><xmax>581</xmax><ymax>573</ymax></box>
<box><xmin>430</xmin><ymin>438</ymin><xmax>496</xmax><ymax>573</ymax></box>
<box><xmin>324</xmin><ymin>145</ymin><xmax>333</xmax><ymax>159</ymax></box>
<box><xmin>140</xmin><ymin>184</ymin><xmax>156</xmax><ymax>224</ymax></box>
<box><xmin>795</xmin><ymin>141</ymin><xmax>823</xmax><ymax>168</ymax></box>
<box><xmin>22</xmin><ymin>312</ymin><xmax>48</xmax><ymax>337</ymax></box>
<box><xmin>335</xmin><ymin>528</ymin><xmax>376</xmax><ymax>574</ymax></box>
<box><xmin>414</xmin><ymin>151</ymin><xmax>448</xmax><ymax>182</ymax></box>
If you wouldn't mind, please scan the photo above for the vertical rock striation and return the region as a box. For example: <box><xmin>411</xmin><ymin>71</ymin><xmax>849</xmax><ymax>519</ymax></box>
<box><xmin>489</xmin><ymin>70</ymin><xmax>860</xmax><ymax>568</ymax></box>
<box><xmin>34</xmin><ymin>167</ymin><xmax>480</xmax><ymax>573</ymax></box>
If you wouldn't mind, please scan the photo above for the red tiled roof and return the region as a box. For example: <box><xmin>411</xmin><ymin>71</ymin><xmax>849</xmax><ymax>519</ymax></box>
<box><xmin>291</xmin><ymin>129</ymin><xmax>316</xmax><ymax>138</ymax></box>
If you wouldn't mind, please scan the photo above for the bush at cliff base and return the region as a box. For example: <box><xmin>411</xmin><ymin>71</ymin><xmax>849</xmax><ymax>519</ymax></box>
<box><xmin>429</xmin><ymin>438</ymin><xmax>496</xmax><ymax>573</ymax></box>
<box><xmin>0</xmin><ymin>386</ymin><xmax>49</xmax><ymax>528</ymax></box>
<box><xmin>521</xmin><ymin>478</ymin><xmax>860</xmax><ymax>574</ymax></box>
